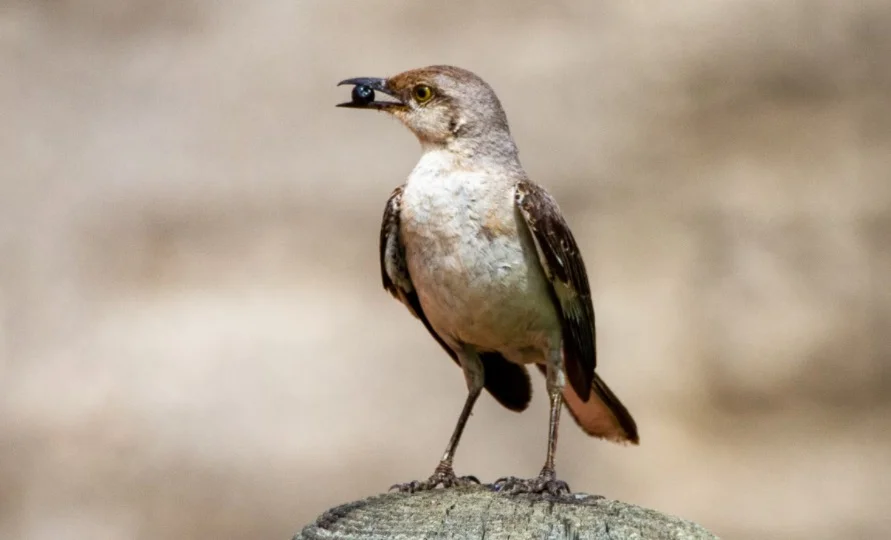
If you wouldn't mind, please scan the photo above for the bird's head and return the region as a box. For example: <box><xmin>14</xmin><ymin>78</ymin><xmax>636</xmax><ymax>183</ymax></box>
<box><xmin>338</xmin><ymin>65</ymin><xmax>516</xmax><ymax>157</ymax></box>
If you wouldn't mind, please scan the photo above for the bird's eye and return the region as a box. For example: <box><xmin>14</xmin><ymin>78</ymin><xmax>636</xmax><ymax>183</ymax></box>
<box><xmin>412</xmin><ymin>85</ymin><xmax>434</xmax><ymax>103</ymax></box>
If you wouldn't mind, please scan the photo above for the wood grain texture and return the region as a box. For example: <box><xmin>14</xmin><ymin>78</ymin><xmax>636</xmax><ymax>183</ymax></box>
<box><xmin>295</xmin><ymin>486</ymin><xmax>718</xmax><ymax>540</ymax></box>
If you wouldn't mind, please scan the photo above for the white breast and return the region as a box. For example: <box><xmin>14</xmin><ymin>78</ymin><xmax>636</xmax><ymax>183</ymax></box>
<box><xmin>398</xmin><ymin>150</ymin><xmax>559</xmax><ymax>357</ymax></box>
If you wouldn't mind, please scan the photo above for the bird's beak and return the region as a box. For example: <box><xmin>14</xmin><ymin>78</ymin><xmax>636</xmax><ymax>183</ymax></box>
<box><xmin>336</xmin><ymin>77</ymin><xmax>405</xmax><ymax>110</ymax></box>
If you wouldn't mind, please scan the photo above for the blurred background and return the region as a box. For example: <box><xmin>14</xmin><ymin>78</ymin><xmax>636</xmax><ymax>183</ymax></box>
<box><xmin>2</xmin><ymin>1</ymin><xmax>890</xmax><ymax>539</ymax></box>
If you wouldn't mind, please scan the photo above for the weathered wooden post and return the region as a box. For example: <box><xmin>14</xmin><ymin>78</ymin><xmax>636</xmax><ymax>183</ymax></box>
<box><xmin>296</xmin><ymin>485</ymin><xmax>718</xmax><ymax>539</ymax></box>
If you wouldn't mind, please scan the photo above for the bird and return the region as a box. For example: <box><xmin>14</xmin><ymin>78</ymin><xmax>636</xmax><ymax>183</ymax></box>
<box><xmin>337</xmin><ymin>65</ymin><xmax>638</xmax><ymax>495</ymax></box>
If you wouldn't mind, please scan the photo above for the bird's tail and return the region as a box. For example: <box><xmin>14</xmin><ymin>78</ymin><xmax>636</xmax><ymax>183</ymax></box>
<box><xmin>560</xmin><ymin>373</ymin><xmax>639</xmax><ymax>444</ymax></box>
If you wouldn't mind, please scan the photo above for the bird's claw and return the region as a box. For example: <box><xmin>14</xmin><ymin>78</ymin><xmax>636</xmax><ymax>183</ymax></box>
<box><xmin>390</xmin><ymin>464</ymin><xmax>480</xmax><ymax>493</ymax></box>
<box><xmin>491</xmin><ymin>470</ymin><xmax>571</xmax><ymax>497</ymax></box>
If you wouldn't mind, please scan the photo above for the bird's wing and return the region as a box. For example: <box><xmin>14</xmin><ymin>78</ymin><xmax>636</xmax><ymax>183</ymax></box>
<box><xmin>380</xmin><ymin>186</ymin><xmax>531</xmax><ymax>411</ymax></box>
<box><xmin>515</xmin><ymin>180</ymin><xmax>595</xmax><ymax>401</ymax></box>
<box><xmin>380</xmin><ymin>186</ymin><xmax>416</xmax><ymax>305</ymax></box>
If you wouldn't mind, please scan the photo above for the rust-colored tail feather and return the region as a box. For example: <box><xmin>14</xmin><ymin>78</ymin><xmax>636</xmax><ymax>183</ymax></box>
<box><xmin>537</xmin><ymin>365</ymin><xmax>639</xmax><ymax>444</ymax></box>
<box><xmin>565</xmin><ymin>373</ymin><xmax>639</xmax><ymax>444</ymax></box>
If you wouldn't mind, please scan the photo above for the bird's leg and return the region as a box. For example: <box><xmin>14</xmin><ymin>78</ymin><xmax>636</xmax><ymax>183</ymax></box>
<box><xmin>494</xmin><ymin>351</ymin><xmax>570</xmax><ymax>496</ymax></box>
<box><xmin>536</xmin><ymin>383</ymin><xmax>571</xmax><ymax>493</ymax></box>
<box><xmin>391</xmin><ymin>386</ymin><xmax>482</xmax><ymax>493</ymax></box>
<box><xmin>391</xmin><ymin>350</ymin><xmax>484</xmax><ymax>493</ymax></box>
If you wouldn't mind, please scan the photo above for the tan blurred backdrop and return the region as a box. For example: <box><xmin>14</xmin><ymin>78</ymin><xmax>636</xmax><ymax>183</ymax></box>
<box><xmin>2</xmin><ymin>1</ymin><xmax>890</xmax><ymax>539</ymax></box>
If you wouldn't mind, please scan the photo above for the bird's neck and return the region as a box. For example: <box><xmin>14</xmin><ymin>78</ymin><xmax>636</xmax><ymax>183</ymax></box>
<box><xmin>419</xmin><ymin>132</ymin><xmax>523</xmax><ymax>175</ymax></box>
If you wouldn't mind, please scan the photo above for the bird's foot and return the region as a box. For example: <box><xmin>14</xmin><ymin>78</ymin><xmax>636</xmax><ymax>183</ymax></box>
<box><xmin>390</xmin><ymin>462</ymin><xmax>480</xmax><ymax>493</ymax></box>
<box><xmin>491</xmin><ymin>468</ymin><xmax>570</xmax><ymax>497</ymax></box>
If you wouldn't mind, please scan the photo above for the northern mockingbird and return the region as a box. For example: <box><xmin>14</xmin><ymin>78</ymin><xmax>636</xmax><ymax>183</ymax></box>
<box><xmin>337</xmin><ymin>65</ymin><xmax>639</xmax><ymax>495</ymax></box>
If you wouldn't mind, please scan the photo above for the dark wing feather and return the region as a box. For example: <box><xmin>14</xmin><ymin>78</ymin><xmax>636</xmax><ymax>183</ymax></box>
<box><xmin>380</xmin><ymin>186</ymin><xmax>531</xmax><ymax>411</ymax></box>
<box><xmin>477</xmin><ymin>352</ymin><xmax>533</xmax><ymax>412</ymax></box>
<box><xmin>515</xmin><ymin>180</ymin><xmax>595</xmax><ymax>401</ymax></box>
